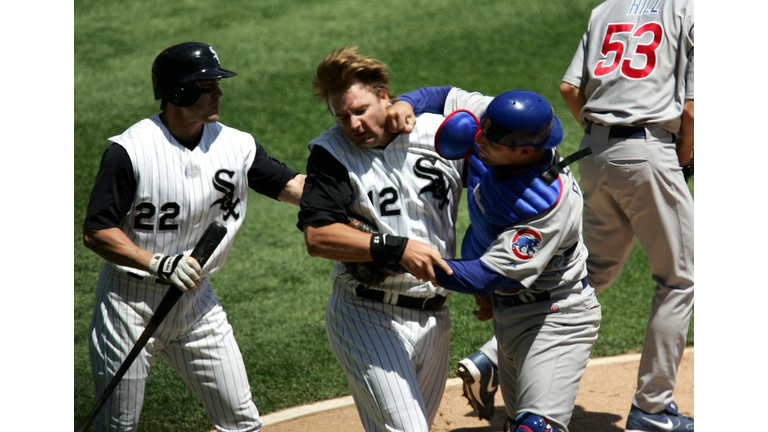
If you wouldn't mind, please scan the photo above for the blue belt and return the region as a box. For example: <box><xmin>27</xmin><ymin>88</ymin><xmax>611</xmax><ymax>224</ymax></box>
<box><xmin>585</xmin><ymin>122</ymin><xmax>646</xmax><ymax>139</ymax></box>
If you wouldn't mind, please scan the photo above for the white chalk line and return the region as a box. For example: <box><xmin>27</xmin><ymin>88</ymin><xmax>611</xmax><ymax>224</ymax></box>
<box><xmin>258</xmin><ymin>347</ymin><xmax>694</xmax><ymax>426</ymax></box>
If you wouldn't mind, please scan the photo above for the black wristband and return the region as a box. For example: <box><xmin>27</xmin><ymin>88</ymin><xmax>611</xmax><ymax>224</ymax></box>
<box><xmin>158</xmin><ymin>255</ymin><xmax>182</xmax><ymax>278</ymax></box>
<box><xmin>370</xmin><ymin>234</ymin><xmax>408</xmax><ymax>265</ymax></box>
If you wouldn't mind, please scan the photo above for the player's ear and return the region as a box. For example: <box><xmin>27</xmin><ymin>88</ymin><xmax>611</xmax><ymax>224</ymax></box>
<box><xmin>378</xmin><ymin>88</ymin><xmax>390</xmax><ymax>103</ymax></box>
<box><xmin>517</xmin><ymin>146</ymin><xmax>535</xmax><ymax>157</ymax></box>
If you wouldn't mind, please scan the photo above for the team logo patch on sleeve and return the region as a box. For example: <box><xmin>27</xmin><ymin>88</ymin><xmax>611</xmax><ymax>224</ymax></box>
<box><xmin>510</xmin><ymin>228</ymin><xmax>543</xmax><ymax>260</ymax></box>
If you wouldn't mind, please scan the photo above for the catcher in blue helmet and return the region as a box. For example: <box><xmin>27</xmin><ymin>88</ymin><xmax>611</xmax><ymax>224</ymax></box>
<box><xmin>386</xmin><ymin>87</ymin><xmax>601</xmax><ymax>432</ymax></box>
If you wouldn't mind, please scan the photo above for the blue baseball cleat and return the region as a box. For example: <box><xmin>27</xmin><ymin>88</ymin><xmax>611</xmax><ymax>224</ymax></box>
<box><xmin>626</xmin><ymin>402</ymin><xmax>694</xmax><ymax>431</ymax></box>
<box><xmin>456</xmin><ymin>350</ymin><xmax>498</xmax><ymax>421</ymax></box>
<box><xmin>503</xmin><ymin>412</ymin><xmax>558</xmax><ymax>432</ymax></box>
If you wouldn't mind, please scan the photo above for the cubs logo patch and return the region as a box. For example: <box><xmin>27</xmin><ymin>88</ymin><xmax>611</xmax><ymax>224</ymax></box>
<box><xmin>510</xmin><ymin>228</ymin><xmax>542</xmax><ymax>261</ymax></box>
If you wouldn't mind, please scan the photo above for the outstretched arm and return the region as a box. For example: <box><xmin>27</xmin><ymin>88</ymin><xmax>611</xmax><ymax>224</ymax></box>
<box><xmin>434</xmin><ymin>258</ymin><xmax>522</xmax><ymax>297</ymax></box>
<box><xmin>305</xmin><ymin>221</ymin><xmax>452</xmax><ymax>287</ymax></box>
<box><xmin>386</xmin><ymin>86</ymin><xmax>454</xmax><ymax>134</ymax></box>
<box><xmin>277</xmin><ymin>174</ymin><xmax>306</xmax><ymax>206</ymax></box>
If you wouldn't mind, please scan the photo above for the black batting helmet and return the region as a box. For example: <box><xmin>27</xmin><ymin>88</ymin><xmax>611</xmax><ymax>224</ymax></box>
<box><xmin>151</xmin><ymin>42</ymin><xmax>237</xmax><ymax>107</ymax></box>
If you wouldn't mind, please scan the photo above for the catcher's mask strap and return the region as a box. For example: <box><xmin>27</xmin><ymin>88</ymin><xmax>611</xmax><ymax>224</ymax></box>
<box><xmin>540</xmin><ymin>147</ymin><xmax>593</xmax><ymax>184</ymax></box>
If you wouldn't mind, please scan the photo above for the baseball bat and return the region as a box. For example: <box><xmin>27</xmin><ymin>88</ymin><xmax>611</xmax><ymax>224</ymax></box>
<box><xmin>76</xmin><ymin>221</ymin><xmax>228</xmax><ymax>432</ymax></box>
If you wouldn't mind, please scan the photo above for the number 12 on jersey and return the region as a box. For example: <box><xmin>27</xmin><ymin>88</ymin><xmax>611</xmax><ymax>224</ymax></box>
<box><xmin>593</xmin><ymin>22</ymin><xmax>664</xmax><ymax>79</ymax></box>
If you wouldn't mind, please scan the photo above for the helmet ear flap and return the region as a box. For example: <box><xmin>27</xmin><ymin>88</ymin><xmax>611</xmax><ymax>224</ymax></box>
<box><xmin>152</xmin><ymin>72</ymin><xmax>202</xmax><ymax>108</ymax></box>
<box><xmin>169</xmin><ymin>81</ymin><xmax>202</xmax><ymax>107</ymax></box>
<box><xmin>152</xmin><ymin>72</ymin><xmax>164</xmax><ymax>101</ymax></box>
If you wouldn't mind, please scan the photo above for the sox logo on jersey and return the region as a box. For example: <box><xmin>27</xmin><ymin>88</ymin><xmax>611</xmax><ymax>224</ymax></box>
<box><xmin>212</xmin><ymin>169</ymin><xmax>242</xmax><ymax>220</ymax></box>
<box><xmin>414</xmin><ymin>156</ymin><xmax>449</xmax><ymax>210</ymax></box>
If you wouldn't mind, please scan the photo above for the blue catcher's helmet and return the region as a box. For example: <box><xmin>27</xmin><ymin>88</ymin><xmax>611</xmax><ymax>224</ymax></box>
<box><xmin>481</xmin><ymin>90</ymin><xmax>563</xmax><ymax>149</ymax></box>
<box><xmin>152</xmin><ymin>42</ymin><xmax>237</xmax><ymax>107</ymax></box>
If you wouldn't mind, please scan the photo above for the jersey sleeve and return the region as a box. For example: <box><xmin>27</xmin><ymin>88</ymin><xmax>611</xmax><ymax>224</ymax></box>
<box><xmin>481</xmin><ymin>221</ymin><xmax>566</xmax><ymax>289</ymax></box>
<box><xmin>562</xmin><ymin>31</ymin><xmax>587</xmax><ymax>89</ymax></box>
<box><xmin>247</xmin><ymin>141</ymin><xmax>299</xmax><ymax>200</ymax></box>
<box><xmin>441</xmin><ymin>87</ymin><xmax>494</xmax><ymax>118</ymax></box>
<box><xmin>83</xmin><ymin>143</ymin><xmax>137</xmax><ymax>230</ymax></box>
<box><xmin>297</xmin><ymin>146</ymin><xmax>354</xmax><ymax>231</ymax></box>
<box><xmin>436</xmin><ymin>212</ymin><xmax>571</xmax><ymax>296</ymax></box>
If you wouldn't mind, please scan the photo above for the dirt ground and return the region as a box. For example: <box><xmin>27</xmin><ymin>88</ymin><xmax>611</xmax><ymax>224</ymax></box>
<box><xmin>260</xmin><ymin>348</ymin><xmax>693</xmax><ymax>432</ymax></box>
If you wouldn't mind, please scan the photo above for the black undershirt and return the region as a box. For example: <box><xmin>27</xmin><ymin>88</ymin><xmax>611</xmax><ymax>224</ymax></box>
<box><xmin>84</xmin><ymin>135</ymin><xmax>298</xmax><ymax>230</ymax></box>
<box><xmin>297</xmin><ymin>146</ymin><xmax>355</xmax><ymax>231</ymax></box>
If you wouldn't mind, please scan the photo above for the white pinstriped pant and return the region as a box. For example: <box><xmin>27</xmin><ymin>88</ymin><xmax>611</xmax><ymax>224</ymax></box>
<box><xmin>325</xmin><ymin>282</ymin><xmax>451</xmax><ymax>432</ymax></box>
<box><xmin>88</xmin><ymin>265</ymin><xmax>261</xmax><ymax>431</ymax></box>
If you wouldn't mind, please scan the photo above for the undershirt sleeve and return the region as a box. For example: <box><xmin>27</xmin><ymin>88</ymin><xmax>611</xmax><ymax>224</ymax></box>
<box><xmin>297</xmin><ymin>146</ymin><xmax>354</xmax><ymax>231</ymax></box>
<box><xmin>247</xmin><ymin>141</ymin><xmax>298</xmax><ymax>199</ymax></box>
<box><xmin>83</xmin><ymin>143</ymin><xmax>137</xmax><ymax>230</ymax></box>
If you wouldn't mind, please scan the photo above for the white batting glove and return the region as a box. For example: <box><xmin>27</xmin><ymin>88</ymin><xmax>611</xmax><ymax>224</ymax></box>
<box><xmin>148</xmin><ymin>253</ymin><xmax>202</xmax><ymax>292</ymax></box>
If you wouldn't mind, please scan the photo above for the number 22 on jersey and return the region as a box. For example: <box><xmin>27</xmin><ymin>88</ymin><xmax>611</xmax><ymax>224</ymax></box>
<box><xmin>593</xmin><ymin>22</ymin><xmax>663</xmax><ymax>79</ymax></box>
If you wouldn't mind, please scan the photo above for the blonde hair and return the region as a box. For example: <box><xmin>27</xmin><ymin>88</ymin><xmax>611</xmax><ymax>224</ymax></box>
<box><xmin>312</xmin><ymin>46</ymin><xmax>393</xmax><ymax>103</ymax></box>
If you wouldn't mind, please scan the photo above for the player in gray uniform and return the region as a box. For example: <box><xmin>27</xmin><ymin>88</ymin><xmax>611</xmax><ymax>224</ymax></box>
<box><xmin>560</xmin><ymin>1</ymin><xmax>694</xmax><ymax>430</ymax></box>
<box><xmin>298</xmin><ymin>47</ymin><xmax>464</xmax><ymax>432</ymax></box>
<box><xmin>391</xmin><ymin>87</ymin><xmax>601</xmax><ymax>432</ymax></box>
<box><xmin>82</xmin><ymin>42</ymin><xmax>305</xmax><ymax>431</ymax></box>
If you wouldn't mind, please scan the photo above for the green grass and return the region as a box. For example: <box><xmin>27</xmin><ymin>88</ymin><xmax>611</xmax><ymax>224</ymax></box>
<box><xmin>74</xmin><ymin>0</ymin><xmax>693</xmax><ymax>430</ymax></box>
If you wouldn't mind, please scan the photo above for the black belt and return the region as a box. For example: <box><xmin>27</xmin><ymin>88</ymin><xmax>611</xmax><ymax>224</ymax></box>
<box><xmin>127</xmin><ymin>272</ymin><xmax>170</xmax><ymax>285</ymax></box>
<box><xmin>355</xmin><ymin>285</ymin><xmax>447</xmax><ymax>311</ymax></box>
<box><xmin>585</xmin><ymin>122</ymin><xmax>646</xmax><ymax>139</ymax></box>
<box><xmin>495</xmin><ymin>290</ymin><xmax>551</xmax><ymax>307</ymax></box>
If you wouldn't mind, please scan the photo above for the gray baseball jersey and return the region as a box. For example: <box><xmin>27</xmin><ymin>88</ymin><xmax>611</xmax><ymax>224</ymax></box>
<box><xmin>305</xmin><ymin>113</ymin><xmax>464</xmax><ymax>432</ymax></box>
<box><xmin>561</xmin><ymin>0</ymin><xmax>694</xmax><ymax>416</ymax></box>
<box><xmin>478</xmin><ymin>161</ymin><xmax>599</xmax><ymax>432</ymax></box>
<box><xmin>87</xmin><ymin>115</ymin><xmax>263</xmax><ymax>431</ymax></box>
<box><xmin>562</xmin><ymin>0</ymin><xmax>694</xmax><ymax>132</ymax></box>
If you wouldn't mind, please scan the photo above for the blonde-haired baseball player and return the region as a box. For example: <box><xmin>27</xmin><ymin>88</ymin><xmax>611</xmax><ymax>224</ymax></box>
<box><xmin>298</xmin><ymin>47</ymin><xmax>464</xmax><ymax>432</ymax></box>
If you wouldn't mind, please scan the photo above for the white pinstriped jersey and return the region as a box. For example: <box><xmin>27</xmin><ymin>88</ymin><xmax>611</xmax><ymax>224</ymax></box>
<box><xmin>308</xmin><ymin>113</ymin><xmax>464</xmax><ymax>297</ymax></box>
<box><xmin>90</xmin><ymin>114</ymin><xmax>264</xmax><ymax>430</ymax></box>
<box><xmin>108</xmin><ymin>114</ymin><xmax>254</xmax><ymax>277</ymax></box>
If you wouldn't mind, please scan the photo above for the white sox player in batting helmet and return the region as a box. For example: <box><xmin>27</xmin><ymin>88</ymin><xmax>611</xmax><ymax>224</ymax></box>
<box><xmin>82</xmin><ymin>41</ymin><xmax>305</xmax><ymax>431</ymax></box>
